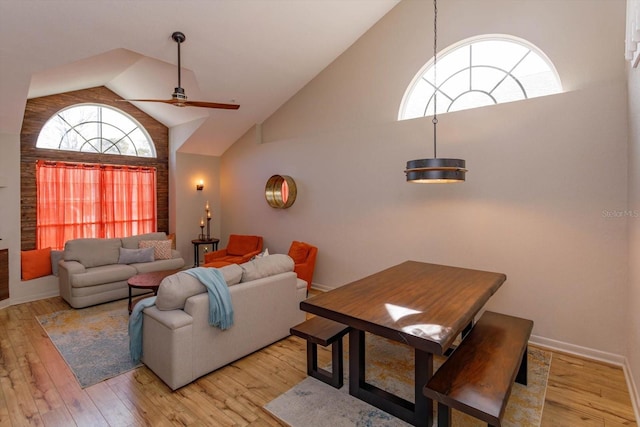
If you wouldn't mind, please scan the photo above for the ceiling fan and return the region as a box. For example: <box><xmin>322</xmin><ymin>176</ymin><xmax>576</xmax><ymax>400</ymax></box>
<box><xmin>118</xmin><ymin>31</ymin><xmax>240</xmax><ymax>110</ymax></box>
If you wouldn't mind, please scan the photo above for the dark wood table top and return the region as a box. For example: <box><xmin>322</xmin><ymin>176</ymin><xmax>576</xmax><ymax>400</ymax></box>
<box><xmin>127</xmin><ymin>268</ymin><xmax>182</xmax><ymax>289</ymax></box>
<box><xmin>300</xmin><ymin>260</ymin><xmax>506</xmax><ymax>355</ymax></box>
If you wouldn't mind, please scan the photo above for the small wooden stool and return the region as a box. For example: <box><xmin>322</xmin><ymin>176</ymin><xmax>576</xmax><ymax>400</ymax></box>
<box><xmin>290</xmin><ymin>317</ymin><xmax>350</xmax><ymax>388</ymax></box>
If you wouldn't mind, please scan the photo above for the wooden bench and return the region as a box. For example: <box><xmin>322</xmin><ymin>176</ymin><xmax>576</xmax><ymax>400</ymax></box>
<box><xmin>423</xmin><ymin>311</ymin><xmax>533</xmax><ymax>427</ymax></box>
<box><xmin>290</xmin><ymin>317</ymin><xmax>350</xmax><ymax>388</ymax></box>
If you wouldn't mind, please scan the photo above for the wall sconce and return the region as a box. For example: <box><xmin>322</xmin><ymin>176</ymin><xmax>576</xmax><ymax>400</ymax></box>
<box><xmin>196</xmin><ymin>180</ymin><xmax>204</xmax><ymax>191</ymax></box>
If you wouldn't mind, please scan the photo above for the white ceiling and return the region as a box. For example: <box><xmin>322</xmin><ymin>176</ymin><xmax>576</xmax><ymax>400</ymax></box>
<box><xmin>0</xmin><ymin>0</ymin><xmax>399</xmax><ymax>156</ymax></box>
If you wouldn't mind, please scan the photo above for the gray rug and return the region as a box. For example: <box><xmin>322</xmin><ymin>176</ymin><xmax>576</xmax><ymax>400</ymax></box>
<box><xmin>37</xmin><ymin>299</ymin><xmax>141</xmax><ymax>388</ymax></box>
<box><xmin>265</xmin><ymin>335</ymin><xmax>550</xmax><ymax>426</ymax></box>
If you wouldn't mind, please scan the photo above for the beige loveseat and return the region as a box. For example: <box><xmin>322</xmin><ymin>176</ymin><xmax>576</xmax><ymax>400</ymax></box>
<box><xmin>58</xmin><ymin>232</ymin><xmax>184</xmax><ymax>308</ymax></box>
<box><xmin>140</xmin><ymin>254</ymin><xmax>307</xmax><ymax>390</ymax></box>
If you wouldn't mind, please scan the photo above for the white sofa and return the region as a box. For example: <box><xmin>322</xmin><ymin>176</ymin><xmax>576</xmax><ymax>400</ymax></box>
<box><xmin>58</xmin><ymin>232</ymin><xmax>185</xmax><ymax>308</ymax></box>
<box><xmin>140</xmin><ymin>254</ymin><xmax>307</xmax><ymax>390</ymax></box>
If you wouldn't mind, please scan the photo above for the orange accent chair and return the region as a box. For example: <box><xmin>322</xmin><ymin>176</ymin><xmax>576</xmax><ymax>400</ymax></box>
<box><xmin>288</xmin><ymin>241</ymin><xmax>318</xmax><ymax>291</ymax></box>
<box><xmin>204</xmin><ymin>234</ymin><xmax>263</xmax><ymax>267</ymax></box>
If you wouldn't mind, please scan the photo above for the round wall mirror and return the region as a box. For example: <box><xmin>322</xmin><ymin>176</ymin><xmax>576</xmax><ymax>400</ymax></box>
<box><xmin>265</xmin><ymin>175</ymin><xmax>297</xmax><ymax>209</ymax></box>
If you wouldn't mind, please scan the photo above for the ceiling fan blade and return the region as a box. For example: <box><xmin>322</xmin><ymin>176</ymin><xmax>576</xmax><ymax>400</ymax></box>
<box><xmin>117</xmin><ymin>98</ymin><xmax>240</xmax><ymax>110</ymax></box>
<box><xmin>182</xmin><ymin>100</ymin><xmax>240</xmax><ymax>110</ymax></box>
<box><xmin>116</xmin><ymin>99</ymin><xmax>176</xmax><ymax>104</ymax></box>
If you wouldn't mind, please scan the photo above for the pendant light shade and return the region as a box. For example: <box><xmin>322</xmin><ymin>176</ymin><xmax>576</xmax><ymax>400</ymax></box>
<box><xmin>405</xmin><ymin>158</ymin><xmax>467</xmax><ymax>183</ymax></box>
<box><xmin>405</xmin><ymin>0</ymin><xmax>467</xmax><ymax>184</ymax></box>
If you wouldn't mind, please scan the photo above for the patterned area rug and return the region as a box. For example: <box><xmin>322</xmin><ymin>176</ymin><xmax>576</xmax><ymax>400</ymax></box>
<box><xmin>265</xmin><ymin>334</ymin><xmax>551</xmax><ymax>426</ymax></box>
<box><xmin>36</xmin><ymin>299</ymin><xmax>141</xmax><ymax>388</ymax></box>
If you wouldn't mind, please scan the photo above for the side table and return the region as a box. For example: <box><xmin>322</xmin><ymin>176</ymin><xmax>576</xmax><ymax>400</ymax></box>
<box><xmin>191</xmin><ymin>238</ymin><xmax>220</xmax><ymax>267</ymax></box>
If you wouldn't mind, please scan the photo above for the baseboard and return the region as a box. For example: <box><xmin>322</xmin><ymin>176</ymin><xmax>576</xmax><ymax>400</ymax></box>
<box><xmin>9</xmin><ymin>288</ymin><xmax>60</xmax><ymax>305</ymax></box>
<box><xmin>530</xmin><ymin>334</ymin><xmax>626</xmax><ymax>366</ymax></box>
<box><xmin>624</xmin><ymin>357</ymin><xmax>640</xmax><ymax>425</ymax></box>
<box><xmin>309</xmin><ymin>282</ymin><xmax>334</xmax><ymax>293</ymax></box>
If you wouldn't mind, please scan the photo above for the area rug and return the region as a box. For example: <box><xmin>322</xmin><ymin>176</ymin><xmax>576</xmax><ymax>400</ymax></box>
<box><xmin>37</xmin><ymin>299</ymin><xmax>141</xmax><ymax>388</ymax></box>
<box><xmin>265</xmin><ymin>334</ymin><xmax>551</xmax><ymax>426</ymax></box>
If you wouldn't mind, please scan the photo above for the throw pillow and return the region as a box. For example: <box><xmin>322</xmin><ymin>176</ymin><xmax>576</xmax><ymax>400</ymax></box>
<box><xmin>21</xmin><ymin>247</ymin><xmax>52</xmax><ymax>280</ymax></box>
<box><xmin>139</xmin><ymin>240</ymin><xmax>172</xmax><ymax>260</ymax></box>
<box><xmin>118</xmin><ymin>247</ymin><xmax>155</xmax><ymax>264</ymax></box>
<box><xmin>240</xmin><ymin>253</ymin><xmax>294</xmax><ymax>283</ymax></box>
<box><xmin>253</xmin><ymin>248</ymin><xmax>269</xmax><ymax>260</ymax></box>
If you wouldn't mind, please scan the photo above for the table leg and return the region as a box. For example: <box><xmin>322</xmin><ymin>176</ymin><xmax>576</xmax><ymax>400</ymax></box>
<box><xmin>128</xmin><ymin>286</ymin><xmax>133</xmax><ymax>314</ymax></box>
<box><xmin>348</xmin><ymin>329</ymin><xmax>433</xmax><ymax>427</ymax></box>
<box><xmin>193</xmin><ymin>243</ymin><xmax>199</xmax><ymax>267</ymax></box>
<box><xmin>415</xmin><ymin>348</ymin><xmax>433</xmax><ymax>425</ymax></box>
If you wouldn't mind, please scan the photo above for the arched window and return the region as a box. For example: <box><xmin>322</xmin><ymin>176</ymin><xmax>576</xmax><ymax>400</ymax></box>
<box><xmin>37</xmin><ymin>104</ymin><xmax>156</xmax><ymax>157</ymax></box>
<box><xmin>399</xmin><ymin>35</ymin><xmax>562</xmax><ymax>120</ymax></box>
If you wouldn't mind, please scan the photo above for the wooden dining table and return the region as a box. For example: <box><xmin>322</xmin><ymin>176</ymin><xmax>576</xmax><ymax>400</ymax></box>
<box><xmin>299</xmin><ymin>260</ymin><xmax>507</xmax><ymax>427</ymax></box>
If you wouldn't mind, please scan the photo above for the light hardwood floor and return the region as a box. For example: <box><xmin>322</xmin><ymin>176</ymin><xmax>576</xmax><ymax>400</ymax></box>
<box><xmin>0</xmin><ymin>296</ymin><xmax>637</xmax><ymax>427</ymax></box>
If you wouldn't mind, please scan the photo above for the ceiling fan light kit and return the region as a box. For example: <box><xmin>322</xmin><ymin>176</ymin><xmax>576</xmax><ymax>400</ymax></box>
<box><xmin>117</xmin><ymin>31</ymin><xmax>239</xmax><ymax>110</ymax></box>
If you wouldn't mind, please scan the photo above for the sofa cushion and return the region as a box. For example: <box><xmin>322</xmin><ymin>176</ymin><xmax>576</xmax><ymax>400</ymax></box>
<box><xmin>21</xmin><ymin>247</ymin><xmax>52</xmax><ymax>280</ymax></box>
<box><xmin>221</xmin><ymin>264</ymin><xmax>243</xmax><ymax>286</ymax></box>
<box><xmin>240</xmin><ymin>254</ymin><xmax>294</xmax><ymax>283</ymax></box>
<box><xmin>121</xmin><ymin>232</ymin><xmax>167</xmax><ymax>249</ymax></box>
<box><xmin>156</xmin><ymin>264</ymin><xmax>243</xmax><ymax>310</ymax></box>
<box><xmin>64</xmin><ymin>238</ymin><xmax>122</xmax><ymax>268</ymax></box>
<box><xmin>70</xmin><ymin>264</ymin><xmax>137</xmax><ymax>288</ymax></box>
<box><xmin>139</xmin><ymin>240</ymin><xmax>172</xmax><ymax>260</ymax></box>
<box><xmin>118</xmin><ymin>247</ymin><xmax>154</xmax><ymax>264</ymax></box>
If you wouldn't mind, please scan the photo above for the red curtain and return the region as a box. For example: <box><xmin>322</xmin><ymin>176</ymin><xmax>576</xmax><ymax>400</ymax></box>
<box><xmin>36</xmin><ymin>160</ymin><xmax>157</xmax><ymax>250</ymax></box>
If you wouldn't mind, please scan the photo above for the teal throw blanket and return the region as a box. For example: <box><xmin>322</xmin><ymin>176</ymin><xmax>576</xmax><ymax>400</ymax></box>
<box><xmin>128</xmin><ymin>267</ymin><xmax>233</xmax><ymax>363</ymax></box>
<box><xmin>128</xmin><ymin>295</ymin><xmax>157</xmax><ymax>364</ymax></box>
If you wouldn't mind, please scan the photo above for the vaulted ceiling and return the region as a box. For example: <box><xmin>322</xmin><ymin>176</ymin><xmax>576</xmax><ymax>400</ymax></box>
<box><xmin>0</xmin><ymin>0</ymin><xmax>399</xmax><ymax>156</ymax></box>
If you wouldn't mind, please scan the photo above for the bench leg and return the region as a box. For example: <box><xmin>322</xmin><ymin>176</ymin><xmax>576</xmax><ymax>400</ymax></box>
<box><xmin>306</xmin><ymin>340</ymin><xmax>344</xmax><ymax>388</ymax></box>
<box><xmin>516</xmin><ymin>345</ymin><xmax>528</xmax><ymax>386</ymax></box>
<box><xmin>437</xmin><ymin>403</ymin><xmax>451</xmax><ymax>427</ymax></box>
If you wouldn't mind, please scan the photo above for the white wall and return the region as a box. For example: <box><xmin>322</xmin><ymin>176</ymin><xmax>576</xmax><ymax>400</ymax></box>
<box><xmin>627</xmin><ymin>59</ymin><xmax>640</xmax><ymax>412</ymax></box>
<box><xmin>221</xmin><ymin>0</ymin><xmax>630</xmax><ymax>360</ymax></box>
<box><xmin>174</xmin><ymin>152</ymin><xmax>221</xmax><ymax>267</ymax></box>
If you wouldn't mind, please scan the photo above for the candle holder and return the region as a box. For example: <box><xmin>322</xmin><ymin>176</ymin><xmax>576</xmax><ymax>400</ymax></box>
<box><xmin>206</xmin><ymin>218</ymin><xmax>211</xmax><ymax>240</ymax></box>
<box><xmin>199</xmin><ymin>225</ymin><xmax>205</xmax><ymax>240</ymax></box>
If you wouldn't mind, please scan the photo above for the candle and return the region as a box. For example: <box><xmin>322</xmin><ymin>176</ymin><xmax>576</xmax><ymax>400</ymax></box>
<box><xmin>205</xmin><ymin>201</ymin><xmax>209</xmax><ymax>211</ymax></box>
<box><xmin>200</xmin><ymin>217</ymin><xmax>204</xmax><ymax>226</ymax></box>
<box><xmin>207</xmin><ymin>210</ymin><xmax>211</xmax><ymax>218</ymax></box>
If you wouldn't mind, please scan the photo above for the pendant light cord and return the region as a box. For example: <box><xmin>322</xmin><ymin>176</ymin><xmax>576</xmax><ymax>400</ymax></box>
<box><xmin>432</xmin><ymin>0</ymin><xmax>438</xmax><ymax>159</ymax></box>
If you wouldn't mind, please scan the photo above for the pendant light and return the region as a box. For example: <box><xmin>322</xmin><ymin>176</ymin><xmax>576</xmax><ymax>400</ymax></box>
<box><xmin>405</xmin><ymin>0</ymin><xmax>467</xmax><ymax>183</ymax></box>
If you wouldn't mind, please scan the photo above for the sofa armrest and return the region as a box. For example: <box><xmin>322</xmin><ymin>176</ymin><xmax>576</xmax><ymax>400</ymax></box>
<box><xmin>58</xmin><ymin>260</ymin><xmax>86</xmax><ymax>305</ymax></box>
<box><xmin>143</xmin><ymin>305</ymin><xmax>193</xmax><ymax>330</ymax></box>
<box><xmin>59</xmin><ymin>260</ymin><xmax>86</xmax><ymax>275</ymax></box>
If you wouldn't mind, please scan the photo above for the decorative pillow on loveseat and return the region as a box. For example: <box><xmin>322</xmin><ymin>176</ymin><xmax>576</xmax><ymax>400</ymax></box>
<box><xmin>118</xmin><ymin>247</ymin><xmax>155</xmax><ymax>264</ymax></box>
<box><xmin>139</xmin><ymin>240</ymin><xmax>172</xmax><ymax>260</ymax></box>
<box><xmin>239</xmin><ymin>254</ymin><xmax>294</xmax><ymax>283</ymax></box>
<box><xmin>155</xmin><ymin>264</ymin><xmax>243</xmax><ymax>311</ymax></box>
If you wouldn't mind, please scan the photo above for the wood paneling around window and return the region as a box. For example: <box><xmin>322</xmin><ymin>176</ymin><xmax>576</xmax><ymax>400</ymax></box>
<box><xmin>20</xmin><ymin>86</ymin><xmax>169</xmax><ymax>250</ymax></box>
